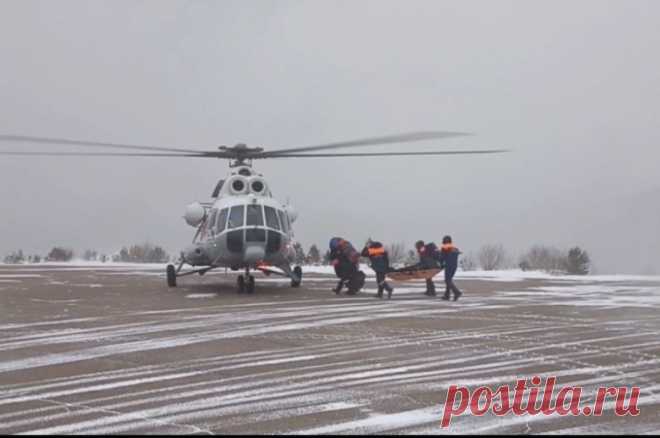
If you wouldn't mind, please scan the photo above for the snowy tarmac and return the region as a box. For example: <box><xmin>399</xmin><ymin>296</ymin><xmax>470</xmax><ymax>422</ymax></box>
<box><xmin>1</xmin><ymin>263</ymin><xmax>660</xmax><ymax>434</ymax></box>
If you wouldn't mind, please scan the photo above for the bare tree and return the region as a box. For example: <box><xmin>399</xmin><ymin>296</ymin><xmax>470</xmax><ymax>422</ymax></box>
<box><xmin>306</xmin><ymin>244</ymin><xmax>321</xmax><ymax>265</ymax></box>
<box><xmin>3</xmin><ymin>250</ymin><xmax>25</xmax><ymax>264</ymax></box>
<box><xmin>293</xmin><ymin>242</ymin><xmax>306</xmax><ymax>265</ymax></box>
<box><xmin>459</xmin><ymin>252</ymin><xmax>477</xmax><ymax>271</ymax></box>
<box><xmin>519</xmin><ymin>244</ymin><xmax>566</xmax><ymax>273</ymax></box>
<box><xmin>404</xmin><ymin>249</ymin><xmax>418</xmax><ymax>266</ymax></box>
<box><xmin>386</xmin><ymin>242</ymin><xmax>407</xmax><ymax>265</ymax></box>
<box><xmin>477</xmin><ymin>244</ymin><xmax>507</xmax><ymax>270</ymax></box>
<box><xmin>83</xmin><ymin>249</ymin><xmax>98</xmax><ymax>261</ymax></box>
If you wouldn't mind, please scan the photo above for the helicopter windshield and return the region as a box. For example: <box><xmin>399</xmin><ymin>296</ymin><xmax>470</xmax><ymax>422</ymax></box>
<box><xmin>246</xmin><ymin>205</ymin><xmax>264</xmax><ymax>226</ymax></box>
<box><xmin>227</xmin><ymin>205</ymin><xmax>244</xmax><ymax>229</ymax></box>
<box><xmin>264</xmin><ymin>206</ymin><xmax>280</xmax><ymax>230</ymax></box>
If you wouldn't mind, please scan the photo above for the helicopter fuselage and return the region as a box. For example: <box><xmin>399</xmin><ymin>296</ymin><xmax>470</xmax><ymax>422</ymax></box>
<box><xmin>180</xmin><ymin>166</ymin><xmax>299</xmax><ymax>280</ymax></box>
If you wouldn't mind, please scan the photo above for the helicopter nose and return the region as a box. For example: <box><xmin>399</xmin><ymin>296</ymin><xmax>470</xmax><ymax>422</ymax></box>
<box><xmin>244</xmin><ymin>244</ymin><xmax>265</xmax><ymax>264</ymax></box>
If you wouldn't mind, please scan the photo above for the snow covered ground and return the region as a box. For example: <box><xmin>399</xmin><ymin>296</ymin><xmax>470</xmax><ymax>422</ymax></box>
<box><xmin>4</xmin><ymin>260</ymin><xmax>660</xmax><ymax>283</ymax></box>
<box><xmin>1</xmin><ymin>264</ymin><xmax>659</xmax><ymax>434</ymax></box>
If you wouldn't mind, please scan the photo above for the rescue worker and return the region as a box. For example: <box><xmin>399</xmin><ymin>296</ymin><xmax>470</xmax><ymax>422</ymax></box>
<box><xmin>329</xmin><ymin>237</ymin><xmax>361</xmax><ymax>294</ymax></box>
<box><xmin>415</xmin><ymin>240</ymin><xmax>441</xmax><ymax>296</ymax></box>
<box><xmin>439</xmin><ymin>235</ymin><xmax>462</xmax><ymax>301</ymax></box>
<box><xmin>361</xmin><ymin>239</ymin><xmax>394</xmax><ymax>299</ymax></box>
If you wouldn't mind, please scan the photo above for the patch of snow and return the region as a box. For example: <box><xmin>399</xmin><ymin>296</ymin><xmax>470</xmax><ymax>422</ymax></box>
<box><xmin>185</xmin><ymin>293</ymin><xmax>217</xmax><ymax>299</ymax></box>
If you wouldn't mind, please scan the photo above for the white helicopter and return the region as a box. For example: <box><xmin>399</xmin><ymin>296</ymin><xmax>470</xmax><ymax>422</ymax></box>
<box><xmin>0</xmin><ymin>132</ymin><xmax>506</xmax><ymax>293</ymax></box>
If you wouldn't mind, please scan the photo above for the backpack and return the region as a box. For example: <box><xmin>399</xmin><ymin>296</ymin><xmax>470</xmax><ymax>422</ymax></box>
<box><xmin>425</xmin><ymin>243</ymin><xmax>441</xmax><ymax>261</ymax></box>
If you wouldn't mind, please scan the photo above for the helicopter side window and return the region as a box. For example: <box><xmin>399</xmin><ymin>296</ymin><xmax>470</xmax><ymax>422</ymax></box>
<box><xmin>246</xmin><ymin>204</ymin><xmax>264</xmax><ymax>226</ymax></box>
<box><xmin>266</xmin><ymin>229</ymin><xmax>282</xmax><ymax>254</ymax></box>
<box><xmin>228</xmin><ymin>205</ymin><xmax>244</xmax><ymax>229</ymax></box>
<box><xmin>264</xmin><ymin>206</ymin><xmax>280</xmax><ymax>230</ymax></box>
<box><xmin>277</xmin><ymin>210</ymin><xmax>289</xmax><ymax>233</ymax></box>
<box><xmin>207</xmin><ymin>209</ymin><xmax>218</xmax><ymax>233</ymax></box>
<box><xmin>216</xmin><ymin>208</ymin><xmax>228</xmax><ymax>233</ymax></box>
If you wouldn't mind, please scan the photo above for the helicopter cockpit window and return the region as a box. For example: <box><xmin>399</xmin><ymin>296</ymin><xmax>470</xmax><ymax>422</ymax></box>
<box><xmin>216</xmin><ymin>208</ymin><xmax>228</xmax><ymax>233</ymax></box>
<box><xmin>277</xmin><ymin>210</ymin><xmax>289</xmax><ymax>233</ymax></box>
<box><xmin>264</xmin><ymin>206</ymin><xmax>280</xmax><ymax>230</ymax></box>
<box><xmin>228</xmin><ymin>205</ymin><xmax>244</xmax><ymax>229</ymax></box>
<box><xmin>246</xmin><ymin>204</ymin><xmax>264</xmax><ymax>226</ymax></box>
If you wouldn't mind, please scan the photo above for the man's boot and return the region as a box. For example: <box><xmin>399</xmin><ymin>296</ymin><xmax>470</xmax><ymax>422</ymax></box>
<box><xmin>453</xmin><ymin>290</ymin><xmax>462</xmax><ymax>301</ymax></box>
<box><xmin>424</xmin><ymin>279</ymin><xmax>436</xmax><ymax>296</ymax></box>
<box><xmin>376</xmin><ymin>287</ymin><xmax>383</xmax><ymax>299</ymax></box>
<box><xmin>386</xmin><ymin>283</ymin><xmax>393</xmax><ymax>300</ymax></box>
<box><xmin>441</xmin><ymin>286</ymin><xmax>450</xmax><ymax>300</ymax></box>
<box><xmin>333</xmin><ymin>280</ymin><xmax>343</xmax><ymax>294</ymax></box>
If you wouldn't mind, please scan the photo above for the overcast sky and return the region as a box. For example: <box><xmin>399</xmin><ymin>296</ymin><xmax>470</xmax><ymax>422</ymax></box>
<box><xmin>1</xmin><ymin>0</ymin><xmax>659</xmax><ymax>273</ymax></box>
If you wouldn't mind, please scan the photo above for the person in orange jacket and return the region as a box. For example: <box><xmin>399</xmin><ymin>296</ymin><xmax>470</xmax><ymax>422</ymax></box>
<box><xmin>439</xmin><ymin>235</ymin><xmax>462</xmax><ymax>301</ymax></box>
<box><xmin>361</xmin><ymin>239</ymin><xmax>394</xmax><ymax>299</ymax></box>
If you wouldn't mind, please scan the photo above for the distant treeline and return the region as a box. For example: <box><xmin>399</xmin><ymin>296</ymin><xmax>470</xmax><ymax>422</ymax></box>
<box><xmin>3</xmin><ymin>242</ymin><xmax>172</xmax><ymax>264</ymax></box>
<box><xmin>294</xmin><ymin>241</ymin><xmax>592</xmax><ymax>276</ymax></box>
<box><xmin>4</xmin><ymin>240</ymin><xmax>591</xmax><ymax>275</ymax></box>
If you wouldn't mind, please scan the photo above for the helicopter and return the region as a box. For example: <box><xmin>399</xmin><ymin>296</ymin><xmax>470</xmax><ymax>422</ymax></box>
<box><xmin>0</xmin><ymin>132</ymin><xmax>507</xmax><ymax>293</ymax></box>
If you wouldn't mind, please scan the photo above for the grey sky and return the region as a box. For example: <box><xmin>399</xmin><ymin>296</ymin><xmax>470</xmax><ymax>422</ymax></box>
<box><xmin>1</xmin><ymin>0</ymin><xmax>659</xmax><ymax>273</ymax></box>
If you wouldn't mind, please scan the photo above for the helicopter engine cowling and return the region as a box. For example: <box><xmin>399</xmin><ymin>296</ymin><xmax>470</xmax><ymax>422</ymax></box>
<box><xmin>248</xmin><ymin>176</ymin><xmax>268</xmax><ymax>196</ymax></box>
<box><xmin>227</xmin><ymin>175</ymin><xmax>249</xmax><ymax>195</ymax></box>
<box><xmin>184</xmin><ymin>202</ymin><xmax>206</xmax><ymax>227</ymax></box>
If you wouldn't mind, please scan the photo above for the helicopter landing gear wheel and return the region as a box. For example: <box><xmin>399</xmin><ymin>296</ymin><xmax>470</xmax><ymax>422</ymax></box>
<box><xmin>166</xmin><ymin>264</ymin><xmax>177</xmax><ymax>288</ymax></box>
<box><xmin>237</xmin><ymin>275</ymin><xmax>246</xmax><ymax>293</ymax></box>
<box><xmin>246</xmin><ymin>275</ymin><xmax>255</xmax><ymax>294</ymax></box>
<box><xmin>291</xmin><ymin>266</ymin><xmax>302</xmax><ymax>288</ymax></box>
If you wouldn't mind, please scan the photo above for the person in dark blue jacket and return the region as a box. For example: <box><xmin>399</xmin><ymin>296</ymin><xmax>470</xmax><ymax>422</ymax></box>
<box><xmin>361</xmin><ymin>239</ymin><xmax>394</xmax><ymax>299</ymax></box>
<box><xmin>439</xmin><ymin>235</ymin><xmax>462</xmax><ymax>301</ymax></box>
<box><xmin>415</xmin><ymin>240</ymin><xmax>442</xmax><ymax>296</ymax></box>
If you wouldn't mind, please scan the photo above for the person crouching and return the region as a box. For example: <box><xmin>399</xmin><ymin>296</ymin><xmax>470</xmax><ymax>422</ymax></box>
<box><xmin>329</xmin><ymin>237</ymin><xmax>361</xmax><ymax>294</ymax></box>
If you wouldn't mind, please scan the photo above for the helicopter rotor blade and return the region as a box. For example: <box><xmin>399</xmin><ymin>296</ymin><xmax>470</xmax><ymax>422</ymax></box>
<box><xmin>257</xmin><ymin>131</ymin><xmax>471</xmax><ymax>157</ymax></box>
<box><xmin>0</xmin><ymin>151</ymin><xmax>230</xmax><ymax>158</ymax></box>
<box><xmin>261</xmin><ymin>149</ymin><xmax>509</xmax><ymax>158</ymax></box>
<box><xmin>0</xmin><ymin>135</ymin><xmax>209</xmax><ymax>155</ymax></box>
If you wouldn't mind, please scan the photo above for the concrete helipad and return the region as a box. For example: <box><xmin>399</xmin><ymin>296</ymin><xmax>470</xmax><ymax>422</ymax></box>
<box><xmin>1</xmin><ymin>264</ymin><xmax>659</xmax><ymax>434</ymax></box>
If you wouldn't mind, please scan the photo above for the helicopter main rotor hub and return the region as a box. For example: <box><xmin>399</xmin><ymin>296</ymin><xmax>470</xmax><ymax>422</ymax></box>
<box><xmin>218</xmin><ymin>144</ymin><xmax>264</xmax><ymax>167</ymax></box>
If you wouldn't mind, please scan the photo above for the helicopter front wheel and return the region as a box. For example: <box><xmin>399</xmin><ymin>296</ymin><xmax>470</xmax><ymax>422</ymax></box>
<box><xmin>246</xmin><ymin>275</ymin><xmax>255</xmax><ymax>294</ymax></box>
<box><xmin>166</xmin><ymin>264</ymin><xmax>177</xmax><ymax>288</ymax></box>
<box><xmin>291</xmin><ymin>266</ymin><xmax>302</xmax><ymax>288</ymax></box>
